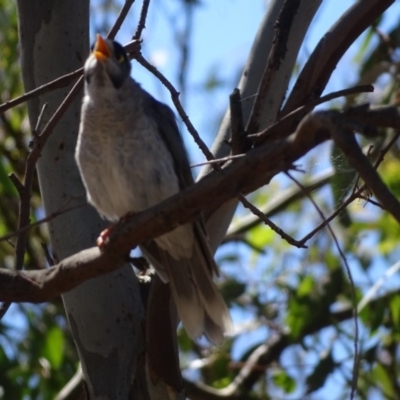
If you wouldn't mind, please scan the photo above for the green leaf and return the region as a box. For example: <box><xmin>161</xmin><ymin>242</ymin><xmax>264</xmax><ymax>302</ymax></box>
<box><xmin>373</xmin><ymin>363</ymin><xmax>395</xmax><ymax>398</ymax></box>
<box><xmin>353</xmin><ymin>26</ymin><xmax>374</xmax><ymax>64</ymax></box>
<box><xmin>297</xmin><ymin>275</ymin><xmax>315</xmax><ymax>297</ymax></box>
<box><xmin>330</xmin><ymin>144</ymin><xmax>354</xmax><ymax>227</ymax></box>
<box><xmin>43</xmin><ymin>326</ymin><xmax>65</xmax><ymax>370</ymax></box>
<box><xmin>247</xmin><ymin>224</ymin><xmax>274</xmax><ymax>249</ymax></box>
<box><xmin>0</xmin><ymin>160</ymin><xmax>17</xmax><ymax>196</ymax></box>
<box><xmin>272</xmin><ymin>370</ymin><xmax>296</xmax><ymax>394</ymax></box>
<box><xmin>286</xmin><ymin>297</ymin><xmax>312</xmax><ymax>339</ymax></box>
<box><xmin>359</xmin><ymin>299</ymin><xmax>386</xmax><ymax>335</ymax></box>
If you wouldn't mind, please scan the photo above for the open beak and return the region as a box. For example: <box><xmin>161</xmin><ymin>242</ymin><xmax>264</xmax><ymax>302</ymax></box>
<box><xmin>93</xmin><ymin>34</ymin><xmax>110</xmax><ymax>60</ymax></box>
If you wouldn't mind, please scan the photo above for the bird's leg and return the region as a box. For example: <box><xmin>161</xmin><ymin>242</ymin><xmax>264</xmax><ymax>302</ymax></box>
<box><xmin>96</xmin><ymin>211</ymin><xmax>136</xmax><ymax>248</ymax></box>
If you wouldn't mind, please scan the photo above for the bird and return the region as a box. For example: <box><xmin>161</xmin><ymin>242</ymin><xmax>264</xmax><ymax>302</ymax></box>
<box><xmin>75</xmin><ymin>35</ymin><xmax>232</xmax><ymax>344</ymax></box>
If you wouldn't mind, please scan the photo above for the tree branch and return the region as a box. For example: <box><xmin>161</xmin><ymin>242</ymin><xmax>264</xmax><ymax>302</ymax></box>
<box><xmin>0</xmin><ymin>110</ymin><xmax>327</xmax><ymax>302</ymax></box>
<box><xmin>184</xmin><ymin>288</ymin><xmax>400</xmax><ymax>398</ymax></box>
<box><xmin>246</xmin><ymin>0</ymin><xmax>302</xmax><ymax>135</ymax></box>
<box><xmin>108</xmin><ymin>0</ymin><xmax>135</xmax><ymax>39</ymax></box>
<box><xmin>0</xmin><ymin>101</ymin><xmax>394</xmax><ymax>303</ymax></box>
<box><xmin>225</xmin><ymin>169</ymin><xmax>333</xmax><ymax>237</ymax></box>
<box><xmin>0</xmin><ymin>69</ymin><xmax>82</xmax><ymax>114</ymax></box>
<box><xmin>1</xmin><ymin>104</ymin><xmax>398</xmax><ymax>303</ymax></box>
<box><xmin>281</xmin><ymin>0</ymin><xmax>393</xmax><ymax>120</ymax></box>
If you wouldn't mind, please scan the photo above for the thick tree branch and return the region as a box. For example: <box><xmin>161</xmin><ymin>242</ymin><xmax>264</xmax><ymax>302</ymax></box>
<box><xmin>282</xmin><ymin>0</ymin><xmax>393</xmax><ymax>116</ymax></box>
<box><xmin>252</xmin><ymin>84</ymin><xmax>374</xmax><ymax>145</ymax></box>
<box><xmin>329</xmin><ymin>113</ymin><xmax>400</xmax><ymax>223</ymax></box>
<box><xmin>1</xmin><ymin>103</ymin><xmax>399</xmax><ymax>302</ymax></box>
<box><xmin>0</xmin><ymin>112</ymin><xmax>327</xmax><ymax>302</ymax></box>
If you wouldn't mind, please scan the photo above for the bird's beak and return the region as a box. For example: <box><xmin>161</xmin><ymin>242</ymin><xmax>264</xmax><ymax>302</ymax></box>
<box><xmin>93</xmin><ymin>34</ymin><xmax>110</xmax><ymax>60</ymax></box>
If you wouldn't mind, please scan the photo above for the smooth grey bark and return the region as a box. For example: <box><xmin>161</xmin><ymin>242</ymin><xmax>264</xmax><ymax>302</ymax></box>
<box><xmin>16</xmin><ymin>1</ymin><xmax>143</xmax><ymax>399</ymax></box>
<box><xmin>202</xmin><ymin>0</ymin><xmax>322</xmax><ymax>251</ymax></box>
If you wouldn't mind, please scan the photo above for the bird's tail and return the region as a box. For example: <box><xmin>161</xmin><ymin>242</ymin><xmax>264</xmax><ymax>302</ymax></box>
<box><xmin>141</xmin><ymin>225</ymin><xmax>232</xmax><ymax>344</ymax></box>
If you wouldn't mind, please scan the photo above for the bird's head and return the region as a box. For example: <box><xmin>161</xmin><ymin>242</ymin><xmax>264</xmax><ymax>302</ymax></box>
<box><xmin>84</xmin><ymin>35</ymin><xmax>131</xmax><ymax>90</ymax></box>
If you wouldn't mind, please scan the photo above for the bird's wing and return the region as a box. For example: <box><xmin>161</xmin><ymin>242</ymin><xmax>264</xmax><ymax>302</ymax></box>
<box><xmin>142</xmin><ymin>92</ymin><xmax>194</xmax><ymax>189</ymax></box>
<box><xmin>142</xmin><ymin>91</ymin><xmax>219</xmax><ymax>275</ymax></box>
<box><xmin>140</xmin><ymin>91</ymin><xmax>231</xmax><ymax>343</ymax></box>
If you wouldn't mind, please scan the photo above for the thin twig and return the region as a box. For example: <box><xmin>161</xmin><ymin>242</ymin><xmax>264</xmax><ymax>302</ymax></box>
<box><xmin>133</xmin><ymin>0</ymin><xmax>151</xmax><ymax>40</ymax></box>
<box><xmin>108</xmin><ymin>0</ymin><xmax>135</xmax><ymax>39</ymax></box>
<box><xmin>0</xmin><ymin>104</ymin><xmax>51</xmax><ymax>319</ymax></box>
<box><xmin>0</xmin><ymin>38</ymin><xmax>140</xmax><ymax>117</ymax></box>
<box><xmin>373</xmin><ymin>130</ymin><xmax>400</xmax><ymax>169</ymax></box>
<box><xmin>250</xmin><ymin>85</ymin><xmax>374</xmax><ymax>144</ymax></box>
<box><xmin>237</xmin><ymin>193</ymin><xmax>305</xmax><ymax>248</ymax></box>
<box><xmin>281</xmin><ymin>0</ymin><xmax>393</xmax><ymax>117</ymax></box>
<box><xmin>190</xmin><ymin>154</ymin><xmax>246</xmax><ymax>168</ymax></box>
<box><xmin>136</xmin><ymin>53</ymin><xmax>308</xmax><ymax>247</ymax></box>
<box><xmin>299</xmin><ymin>123</ymin><xmax>400</xmax><ymax>246</ymax></box>
<box><xmin>8</xmin><ymin>173</ymin><xmax>24</xmax><ymax>194</ymax></box>
<box><xmin>30</xmin><ymin>102</ymin><xmax>48</xmax><ymax>147</ymax></box>
<box><xmin>330</xmin><ymin>118</ymin><xmax>400</xmax><ymax>223</ymax></box>
<box><xmin>227</xmin><ymin>169</ymin><xmax>333</xmax><ymax>238</ymax></box>
<box><xmin>286</xmin><ymin>171</ymin><xmax>359</xmax><ymax>400</ymax></box>
<box><xmin>299</xmin><ymin>195</ymin><xmax>356</xmax><ymax>245</ymax></box>
<box><xmin>134</xmin><ymin>52</ymin><xmax>215</xmax><ymax>161</ymax></box>
<box><xmin>0</xmin><ymin>202</ymin><xmax>86</xmax><ymax>243</ymax></box>
<box><xmin>35</xmin><ymin>77</ymin><xmax>84</xmax><ymax>151</ymax></box>
<box><xmin>41</xmin><ymin>243</ymin><xmax>56</xmax><ymax>266</ymax></box>
<box><xmin>34</xmin><ymin>103</ymin><xmax>48</xmax><ymax>133</ymax></box>
<box><xmin>0</xmin><ymin>69</ymin><xmax>82</xmax><ymax>115</ymax></box>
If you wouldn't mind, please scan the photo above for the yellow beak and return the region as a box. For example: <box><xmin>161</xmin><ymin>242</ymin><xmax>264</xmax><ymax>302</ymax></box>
<box><xmin>93</xmin><ymin>34</ymin><xmax>110</xmax><ymax>60</ymax></box>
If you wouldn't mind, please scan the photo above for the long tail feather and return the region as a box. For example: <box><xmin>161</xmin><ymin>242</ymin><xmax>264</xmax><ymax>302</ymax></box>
<box><xmin>141</xmin><ymin>224</ymin><xmax>232</xmax><ymax>344</ymax></box>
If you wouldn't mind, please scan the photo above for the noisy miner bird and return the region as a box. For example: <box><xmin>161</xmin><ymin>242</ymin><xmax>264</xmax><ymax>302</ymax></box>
<box><xmin>75</xmin><ymin>35</ymin><xmax>232</xmax><ymax>344</ymax></box>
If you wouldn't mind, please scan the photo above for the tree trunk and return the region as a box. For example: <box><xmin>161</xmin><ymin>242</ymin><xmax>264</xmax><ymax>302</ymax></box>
<box><xmin>16</xmin><ymin>1</ymin><xmax>143</xmax><ymax>398</ymax></box>
<box><xmin>15</xmin><ymin>0</ymin><xmax>322</xmax><ymax>398</ymax></box>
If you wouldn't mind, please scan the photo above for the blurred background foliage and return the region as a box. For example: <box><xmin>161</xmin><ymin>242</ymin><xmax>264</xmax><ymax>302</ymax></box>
<box><xmin>1</xmin><ymin>0</ymin><xmax>400</xmax><ymax>399</ymax></box>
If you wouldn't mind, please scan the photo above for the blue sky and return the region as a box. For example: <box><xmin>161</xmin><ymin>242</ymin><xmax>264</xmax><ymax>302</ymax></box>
<box><xmin>106</xmin><ymin>0</ymin><xmax>400</xmax><ymax>162</ymax></box>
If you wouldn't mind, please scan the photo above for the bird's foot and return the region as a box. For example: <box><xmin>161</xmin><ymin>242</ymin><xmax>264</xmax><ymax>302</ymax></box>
<box><xmin>97</xmin><ymin>224</ymin><xmax>116</xmax><ymax>248</ymax></box>
<box><xmin>96</xmin><ymin>212</ymin><xmax>136</xmax><ymax>249</ymax></box>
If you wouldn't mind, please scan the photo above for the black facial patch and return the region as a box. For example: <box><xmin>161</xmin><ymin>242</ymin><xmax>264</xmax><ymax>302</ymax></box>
<box><xmin>113</xmin><ymin>41</ymin><xmax>129</xmax><ymax>65</ymax></box>
<box><xmin>113</xmin><ymin>41</ymin><xmax>131</xmax><ymax>78</ymax></box>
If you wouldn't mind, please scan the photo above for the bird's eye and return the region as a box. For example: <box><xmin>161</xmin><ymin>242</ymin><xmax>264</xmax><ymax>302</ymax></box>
<box><xmin>112</xmin><ymin>41</ymin><xmax>128</xmax><ymax>65</ymax></box>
